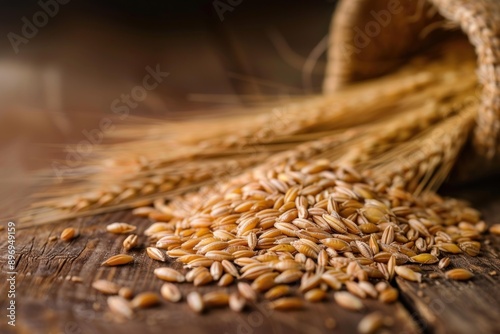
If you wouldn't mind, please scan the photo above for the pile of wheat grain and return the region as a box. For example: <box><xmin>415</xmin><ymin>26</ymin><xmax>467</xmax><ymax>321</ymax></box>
<box><xmin>79</xmin><ymin>159</ymin><xmax>490</xmax><ymax>333</ymax></box>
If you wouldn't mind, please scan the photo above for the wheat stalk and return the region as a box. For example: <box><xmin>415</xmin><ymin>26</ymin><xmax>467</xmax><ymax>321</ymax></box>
<box><xmin>19</xmin><ymin>41</ymin><xmax>479</xmax><ymax>227</ymax></box>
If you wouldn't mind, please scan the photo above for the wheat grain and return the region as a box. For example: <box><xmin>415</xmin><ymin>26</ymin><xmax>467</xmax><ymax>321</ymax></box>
<box><xmin>202</xmin><ymin>291</ymin><xmax>229</xmax><ymax>308</ymax></box>
<box><xmin>218</xmin><ymin>273</ymin><xmax>234</xmax><ymax>287</ymax></box>
<box><xmin>187</xmin><ymin>291</ymin><xmax>204</xmax><ymax>313</ymax></box>
<box><xmin>299</xmin><ymin>273</ymin><xmax>322</xmax><ymax>293</ymax></box>
<box><xmin>122</xmin><ymin>234</ymin><xmax>138</xmax><ymax>251</ymax></box>
<box><xmin>489</xmin><ymin>224</ymin><xmax>500</xmax><ymax>236</ymax></box>
<box><xmin>358</xmin><ymin>281</ymin><xmax>377</xmax><ymax>299</ymax></box>
<box><xmin>438</xmin><ymin>257</ymin><xmax>451</xmax><ymax>269</ymax></box>
<box><xmin>395</xmin><ymin>266</ymin><xmax>422</xmax><ymax>282</ymax></box>
<box><xmin>101</xmin><ymin>254</ymin><xmax>134</xmax><ymax>266</ymax></box>
<box><xmin>459</xmin><ymin>241</ymin><xmax>481</xmax><ymax>257</ymax></box>
<box><xmin>304</xmin><ymin>288</ymin><xmax>326</xmax><ymax>302</ymax></box>
<box><xmin>210</xmin><ymin>261</ymin><xmax>223</xmax><ymax>281</ymax></box>
<box><xmin>146</xmin><ymin>247</ymin><xmax>166</xmax><ymax>262</ymax></box>
<box><xmin>445</xmin><ymin>268</ymin><xmax>474</xmax><ymax>281</ymax></box>
<box><xmin>379</xmin><ymin>288</ymin><xmax>399</xmax><ymax>304</ymax></box>
<box><xmin>269</xmin><ymin>297</ymin><xmax>304</xmax><ymax>311</ymax></box>
<box><xmin>185</xmin><ymin>267</ymin><xmax>207</xmax><ymax>282</ymax></box>
<box><xmin>274</xmin><ymin>269</ymin><xmax>303</xmax><ymax>284</ymax></box>
<box><xmin>131</xmin><ymin>292</ymin><xmax>160</xmax><ymax>309</ymax></box>
<box><xmin>92</xmin><ymin>280</ymin><xmax>120</xmax><ymax>295</ymax></box>
<box><xmin>237</xmin><ymin>282</ymin><xmax>258</xmax><ymax>302</ymax></box>
<box><xmin>144</xmin><ymin>223</ymin><xmax>174</xmax><ymax>237</ymax></box>
<box><xmin>334</xmin><ymin>292</ymin><xmax>364</xmax><ymax>311</ymax></box>
<box><xmin>251</xmin><ymin>272</ymin><xmax>278</xmax><ymax>292</ymax></box>
<box><xmin>229</xmin><ymin>293</ymin><xmax>246</xmax><ymax>312</ymax></box>
<box><xmin>358</xmin><ymin>312</ymin><xmax>385</xmax><ymax>334</ymax></box>
<box><xmin>193</xmin><ymin>270</ymin><xmax>213</xmax><ymax>286</ymax></box>
<box><xmin>107</xmin><ymin>296</ymin><xmax>133</xmax><ymax>319</ymax></box>
<box><xmin>345</xmin><ymin>281</ymin><xmax>367</xmax><ymax>299</ymax></box>
<box><xmin>70</xmin><ymin>276</ymin><xmax>83</xmax><ymax>283</ymax></box>
<box><xmin>106</xmin><ymin>222</ymin><xmax>136</xmax><ymax>234</ymax></box>
<box><xmin>60</xmin><ymin>228</ymin><xmax>77</xmax><ymax>241</ymax></box>
<box><xmin>160</xmin><ymin>283</ymin><xmax>182</xmax><ymax>302</ymax></box>
<box><xmin>264</xmin><ymin>285</ymin><xmax>291</xmax><ymax>300</ymax></box>
<box><xmin>118</xmin><ymin>287</ymin><xmax>134</xmax><ymax>300</ymax></box>
<box><xmin>154</xmin><ymin>268</ymin><xmax>185</xmax><ymax>282</ymax></box>
<box><xmin>437</xmin><ymin>243</ymin><xmax>462</xmax><ymax>254</ymax></box>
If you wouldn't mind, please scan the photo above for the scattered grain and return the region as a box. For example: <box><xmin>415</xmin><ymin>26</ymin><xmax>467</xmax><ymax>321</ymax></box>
<box><xmin>304</xmin><ymin>288</ymin><xmax>326</xmax><ymax>302</ymax></box>
<box><xmin>101</xmin><ymin>254</ymin><xmax>134</xmax><ymax>266</ymax></box>
<box><xmin>379</xmin><ymin>288</ymin><xmax>398</xmax><ymax>303</ymax></box>
<box><xmin>358</xmin><ymin>312</ymin><xmax>384</xmax><ymax>334</ymax></box>
<box><xmin>107</xmin><ymin>222</ymin><xmax>136</xmax><ymax>234</ymax></box>
<box><xmin>193</xmin><ymin>270</ymin><xmax>213</xmax><ymax>286</ymax></box>
<box><xmin>92</xmin><ymin>280</ymin><xmax>120</xmax><ymax>295</ymax></box>
<box><xmin>187</xmin><ymin>291</ymin><xmax>204</xmax><ymax>313</ymax></box>
<box><xmin>269</xmin><ymin>297</ymin><xmax>304</xmax><ymax>311</ymax></box>
<box><xmin>445</xmin><ymin>268</ymin><xmax>474</xmax><ymax>281</ymax></box>
<box><xmin>146</xmin><ymin>247</ymin><xmax>166</xmax><ymax>262</ymax></box>
<box><xmin>218</xmin><ymin>273</ymin><xmax>234</xmax><ymax>286</ymax></box>
<box><xmin>229</xmin><ymin>293</ymin><xmax>246</xmax><ymax>312</ymax></box>
<box><xmin>154</xmin><ymin>267</ymin><xmax>185</xmax><ymax>282</ymax></box>
<box><xmin>334</xmin><ymin>292</ymin><xmax>364</xmax><ymax>311</ymax></box>
<box><xmin>489</xmin><ymin>224</ymin><xmax>500</xmax><ymax>236</ymax></box>
<box><xmin>438</xmin><ymin>257</ymin><xmax>451</xmax><ymax>269</ymax></box>
<box><xmin>131</xmin><ymin>292</ymin><xmax>160</xmax><ymax>309</ymax></box>
<box><xmin>202</xmin><ymin>291</ymin><xmax>229</xmax><ymax>307</ymax></box>
<box><xmin>238</xmin><ymin>282</ymin><xmax>257</xmax><ymax>302</ymax></box>
<box><xmin>70</xmin><ymin>276</ymin><xmax>83</xmax><ymax>283</ymax></box>
<box><xmin>160</xmin><ymin>283</ymin><xmax>182</xmax><ymax>302</ymax></box>
<box><xmin>107</xmin><ymin>296</ymin><xmax>133</xmax><ymax>319</ymax></box>
<box><xmin>395</xmin><ymin>266</ymin><xmax>422</xmax><ymax>282</ymax></box>
<box><xmin>60</xmin><ymin>228</ymin><xmax>77</xmax><ymax>241</ymax></box>
<box><xmin>119</xmin><ymin>287</ymin><xmax>134</xmax><ymax>300</ymax></box>
<box><xmin>123</xmin><ymin>234</ymin><xmax>139</xmax><ymax>251</ymax></box>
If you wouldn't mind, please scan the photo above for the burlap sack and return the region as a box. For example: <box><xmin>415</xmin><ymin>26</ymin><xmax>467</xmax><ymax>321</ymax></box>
<box><xmin>324</xmin><ymin>0</ymin><xmax>500</xmax><ymax>181</ymax></box>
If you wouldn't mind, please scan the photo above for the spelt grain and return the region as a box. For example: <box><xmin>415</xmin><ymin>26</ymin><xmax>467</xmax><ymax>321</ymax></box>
<box><xmin>334</xmin><ymin>292</ymin><xmax>364</xmax><ymax>311</ymax></box>
<box><xmin>269</xmin><ymin>297</ymin><xmax>304</xmax><ymax>311</ymax></box>
<box><xmin>131</xmin><ymin>292</ymin><xmax>160</xmax><ymax>309</ymax></box>
<box><xmin>107</xmin><ymin>296</ymin><xmax>133</xmax><ymax>319</ymax></box>
<box><xmin>101</xmin><ymin>254</ymin><xmax>134</xmax><ymax>266</ymax></box>
<box><xmin>187</xmin><ymin>291</ymin><xmax>204</xmax><ymax>313</ymax></box>
<box><xmin>358</xmin><ymin>312</ymin><xmax>384</xmax><ymax>334</ymax></box>
<box><xmin>107</xmin><ymin>222</ymin><xmax>136</xmax><ymax>234</ymax></box>
<box><xmin>160</xmin><ymin>283</ymin><xmax>182</xmax><ymax>302</ymax></box>
<box><xmin>146</xmin><ymin>247</ymin><xmax>166</xmax><ymax>262</ymax></box>
<box><xmin>60</xmin><ymin>228</ymin><xmax>77</xmax><ymax>241</ymax></box>
<box><xmin>123</xmin><ymin>234</ymin><xmax>138</xmax><ymax>251</ymax></box>
<box><xmin>445</xmin><ymin>268</ymin><xmax>474</xmax><ymax>281</ymax></box>
<box><xmin>92</xmin><ymin>280</ymin><xmax>120</xmax><ymax>295</ymax></box>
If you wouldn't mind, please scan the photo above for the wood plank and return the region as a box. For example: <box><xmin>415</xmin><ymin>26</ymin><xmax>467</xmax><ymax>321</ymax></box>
<box><xmin>395</xmin><ymin>179</ymin><xmax>500</xmax><ymax>334</ymax></box>
<box><xmin>396</xmin><ymin>233</ymin><xmax>500</xmax><ymax>334</ymax></box>
<box><xmin>0</xmin><ymin>212</ymin><xmax>419</xmax><ymax>334</ymax></box>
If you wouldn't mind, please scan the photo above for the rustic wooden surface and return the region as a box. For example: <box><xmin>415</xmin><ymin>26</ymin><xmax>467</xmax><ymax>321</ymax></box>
<box><xmin>1</xmin><ymin>177</ymin><xmax>499</xmax><ymax>334</ymax></box>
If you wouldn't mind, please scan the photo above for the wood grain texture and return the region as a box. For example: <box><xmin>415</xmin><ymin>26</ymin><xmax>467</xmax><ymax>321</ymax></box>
<box><xmin>1</xmin><ymin>178</ymin><xmax>499</xmax><ymax>334</ymax></box>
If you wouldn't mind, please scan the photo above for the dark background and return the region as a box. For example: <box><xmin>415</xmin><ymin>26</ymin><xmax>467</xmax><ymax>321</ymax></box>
<box><xmin>0</xmin><ymin>0</ymin><xmax>338</xmax><ymax>214</ymax></box>
<box><xmin>0</xmin><ymin>0</ymin><xmax>337</xmax><ymax>114</ymax></box>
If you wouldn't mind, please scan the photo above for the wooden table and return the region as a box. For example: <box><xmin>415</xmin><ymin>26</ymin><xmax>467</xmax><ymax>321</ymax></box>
<box><xmin>1</xmin><ymin>178</ymin><xmax>499</xmax><ymax>334</ymax></box>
